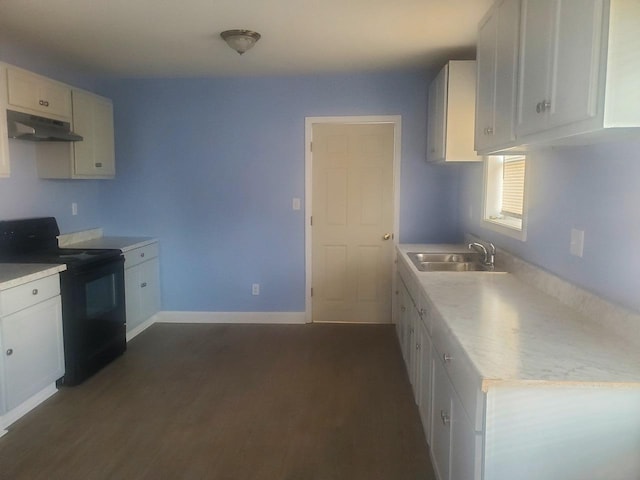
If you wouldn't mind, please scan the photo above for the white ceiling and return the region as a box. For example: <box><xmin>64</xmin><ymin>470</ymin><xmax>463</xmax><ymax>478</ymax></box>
<box><xmin>0</xmin><ymin>0</ymin><xmax>492</xmax><ymax>78</ymax></box>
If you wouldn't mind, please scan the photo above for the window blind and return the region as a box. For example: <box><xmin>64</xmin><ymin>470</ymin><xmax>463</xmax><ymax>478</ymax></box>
<box><xmin>501</xmin><ymin>156</ymin><xmax>525</xmax><ymax>218</ymax></box>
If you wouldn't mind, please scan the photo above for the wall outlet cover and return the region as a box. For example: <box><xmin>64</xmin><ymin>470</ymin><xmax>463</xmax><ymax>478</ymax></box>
<box><xmin>570</xmin><ymin>228</ymin><xmax>584</xmax><ymax>257</ymax></box>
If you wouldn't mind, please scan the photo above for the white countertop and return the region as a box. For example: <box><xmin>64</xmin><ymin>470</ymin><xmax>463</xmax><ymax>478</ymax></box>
<box><xmin>398</xmin><ymin>244</ymin><xmax>640</xmax><ymax>390</ymax></box>
<box><xmin>64</xmin><ymin>236</ymin><xmax>157</xmax><ymax>253</ymax></box>
<box><xmin>0</xmin><ymin>264</ymin><xmax>66</xmax><ymax>291</ymax></box>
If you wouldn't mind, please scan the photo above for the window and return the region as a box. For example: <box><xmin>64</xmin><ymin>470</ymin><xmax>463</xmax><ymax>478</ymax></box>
<box><xmin>483</xmin><ymin>155</ymin><xmax>527</xmax><ymax>240</ymax></box>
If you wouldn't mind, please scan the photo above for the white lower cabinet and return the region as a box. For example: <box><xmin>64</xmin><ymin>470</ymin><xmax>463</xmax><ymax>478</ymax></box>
<box><xmin>395</xmin><ymin>272</ymin><xmax>433</xmax><ymax>447</ymax></box>
<box><xmin>397</xmin><ymin>249</ymin><xmax>640</xmax><ymax>479</ymax></box>
<box><xmin>2</xmin><ymin>296</ymin><xmax>64</xmax><ymax>410</ymax></box>
<box><xmin>431</xmin><ymin>347</ymin><xmax>482</xmax><ymax>480</ymax></box>
<box><xmin>0</xmin><ymin>274</ymin><xmax>64</xmax><ymax>431</ymax></box>
<box><xmin>124</xmin><ymin>242</ymin><xmax>160</xmax><ymax>336</ymax></box>
<box><xmin>431</xmin><ymin>354</ymin><xmax>453</xmax><ymax>480</ymax></box>
<box><xmin>397</xmin><ymin>257</ymin><xmax>482</xmax><ymax>480</ymax></box>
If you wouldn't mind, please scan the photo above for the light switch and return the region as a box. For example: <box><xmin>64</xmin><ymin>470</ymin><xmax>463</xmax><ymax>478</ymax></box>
<box><xmin>292</xmin><ymin>198</ymin><xmax>301</xmax><ymax>210</ymax></box>
<box><xmin>570</xmin><ymin>229</ymin><xmax>584</xmax><ymax>257</ymax></box>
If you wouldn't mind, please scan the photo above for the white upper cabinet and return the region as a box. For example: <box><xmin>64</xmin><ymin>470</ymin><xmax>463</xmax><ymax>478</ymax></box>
<box><xmin>7</xmin><ymin>67</ymin><xmax>72</xmax><ymax>121</ymax></box>
<box><xmin>427</xmin><ymin>66</ymin><xmax>447</xmax><ymax>162</ymax></box>
<box><xmin>514</xmin><ymin>0</ymin><xmax>640</xmax><ymax>146</ymax></box>
<box><xmin>1</xmin><ymin>62</ymin><xmax>116</xmax><ymax>180</ymax></box>
<box><xmin>71</xmin><ymin>90</ymin><xmax>115</xmax><ymax>178</ymax></box>
<box><xmin>475</xmin><ymin>0</ymin><xmax>521</xmax><ymax>154</ymax></box>
<box><xmin>0</xmin><ymin>65</ymin><xmax>10</xmax><ymax>178</ymax></box>
<box><xmin>35</xmin><ymin>89</ymin><xmax>116</xmax><ymax>179</ymax></box>
<box><xmin>427</xmin><ymin>61</ymin><xmax>482</xmax><ymax>163</ymax></box>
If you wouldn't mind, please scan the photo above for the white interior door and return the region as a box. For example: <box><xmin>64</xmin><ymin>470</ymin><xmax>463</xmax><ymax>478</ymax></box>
<box><xmin>311</xmin><ymin>122</ymin><xmax>395</xmax><ymax>323</ymax></box>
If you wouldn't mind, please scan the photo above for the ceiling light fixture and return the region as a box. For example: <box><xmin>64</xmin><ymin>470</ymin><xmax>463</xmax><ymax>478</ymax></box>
<box><xmin>220</xmin><ymin>29</ymin><xmax>261</xmax><ymax>55</ymax></box>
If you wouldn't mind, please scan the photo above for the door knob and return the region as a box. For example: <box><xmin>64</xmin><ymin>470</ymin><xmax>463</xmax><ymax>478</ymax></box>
<box><xmin>383</xmin><ymin>233</ymin><xmax>392</xmax><ymax>240</ymax></box>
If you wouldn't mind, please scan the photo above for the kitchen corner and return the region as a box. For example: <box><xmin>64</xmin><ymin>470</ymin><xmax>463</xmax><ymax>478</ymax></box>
<box><xmin>395</xmin><ymin>241</ymin><xmax>640</xmax><ymax>479</ymax></box>
<box><xmin>0</xmin><ymin>221</ymin><xmax>160</xmax><ymax>436</ymax></box>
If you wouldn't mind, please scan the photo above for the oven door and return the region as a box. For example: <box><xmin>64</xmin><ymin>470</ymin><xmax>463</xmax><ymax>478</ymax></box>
<box><xmin>60</xmin><ymin>255</ymin><xmax>126</xmax><ymax>385</ymax></box>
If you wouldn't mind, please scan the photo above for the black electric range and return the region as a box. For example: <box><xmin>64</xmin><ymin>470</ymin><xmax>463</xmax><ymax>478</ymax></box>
<box><xmin>0</xmin><ymin>217</ymin><xmax>127</xmax><ymax>385</ymax></box>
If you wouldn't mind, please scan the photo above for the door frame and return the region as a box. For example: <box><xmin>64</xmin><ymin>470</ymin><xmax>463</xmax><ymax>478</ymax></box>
<box><xmin>304</xmin><ymin>115</ymin><xmax>402</xmax><ymax>323</ymax></box>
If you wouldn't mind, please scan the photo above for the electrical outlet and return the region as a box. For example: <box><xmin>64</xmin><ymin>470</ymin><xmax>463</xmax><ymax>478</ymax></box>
<box><xmin>252</xmin><ymin>283</ymin><xmax>260</xmax><ymax>295</ymax></box>
<box><xmin>570</xmin><ymin>229</ymin><xmax>584</xmax><ymax>257</ymax></box>
<box><xmin>72</xmin><ymin>202</ymin><xmax>78</xmax><ymax>216</ymax></box>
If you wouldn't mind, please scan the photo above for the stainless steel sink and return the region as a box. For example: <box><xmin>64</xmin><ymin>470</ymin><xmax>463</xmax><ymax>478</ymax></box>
<box><xmin>409</xmin><ymin>252</ymin><xmax>482</xmax><ymax>263</ymax></box>
<box><xmin>407</xmin><ymin>252</ymin><xmax>503</xmax><ymax>273</ymax></box>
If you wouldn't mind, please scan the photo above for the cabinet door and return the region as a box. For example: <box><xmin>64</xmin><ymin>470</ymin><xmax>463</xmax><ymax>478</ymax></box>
<box><xmin>124</xmin><ymin>265</ymin><xmax>141</xmax><ymax>332</ymax></box>
<box><xmin>125</xmin><ymin>258</ymin><xmax>160</xmax><ymax>333</ymax></box>
<box><xmin>137</xmin><ymin>258</ymin><xmax>160</xmax><ymax>325</ymax></box>
<box><xmin>450</xmin><ymin>392</ymin><xmax>481</xmax><ymax>480</ymax></box>
<box><xmin>7</xmin><ymin>68</ymin><xmax>71</xmax><ymax>119</ymax></box>
<box><xmin>547</xmin><ymin>0</ymin><xmax>604</xmax><ymax>129</ymax></box>
<box><xmin>427</xmin><ymin>65</ymin><xmax>447</xmax><ymax>163</ymax></box>
<box><xmin>39</xmin><ymin>81</ymin><xmax>72</xmax><ymax>119</ymax></box>
<box><xmin>399</xmin><ymin>285</ymin><xmax>412</xmax><ymax>367</ymax></box>
<box><xmin>516</xmin><ymin>0</ymin><xmax>555</xmax><ymax>136</ymax></box>
<box><xmin>72</xmin><ymin>91</ymin><xmax>115</xmax><ymax>177</ymax></box>
<box><xmin>416</xmin><ymin>319</ymin><xmax>433</xmax><ymax>445</ymax></box>
<box><xmin>493</xmin><ymin>0</ymin><xmax>520</xmax><ymax>147</ymax></box>
<box><xmin>431</xmin><ymin>353</ymin><xmax>452</xmax><ymax>480</ymax></box>
<box><xmin>408</xmin><ymin>307</ymin><xmax>420</xmax><ymax>398</ymax></box>
<box><xmin>0</xmin><ymin>117</ymin><xmax>8</xmax><ymax>177</ymax></box>
<box><xmin>2</xmin><ymin>296</ymin><xmax>64</xmax><ymax>411</ymax></box>
<box><xmin>475</xmin><ymin>9</ymin><xmax>498</xmax><ymax>152</ymax></box>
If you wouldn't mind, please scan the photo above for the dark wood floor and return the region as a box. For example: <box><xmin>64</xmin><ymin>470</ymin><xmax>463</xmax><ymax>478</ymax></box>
<box><xmin>0</xmin><ymin>323</ymin><xmax>435</xmax><ymax>480</ymax></box>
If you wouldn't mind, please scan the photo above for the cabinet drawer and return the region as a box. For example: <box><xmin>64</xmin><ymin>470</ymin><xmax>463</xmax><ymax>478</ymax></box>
<box><xmin>124</xmin><ymin>243</ymin><xmax>159</xmax><ymax>269</ymax></box>
<box><xmin>432</xmin><ymin>314</ymin><xmax>485</xmax><ymax>432</ymax></box>
<box><xmin>0</xmin><ymin>275</ymin><xmax>61</xmax><ymax>317</ymax></box>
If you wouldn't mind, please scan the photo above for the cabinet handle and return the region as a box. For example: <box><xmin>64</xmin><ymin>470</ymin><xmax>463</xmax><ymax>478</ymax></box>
<box><xmin>542</xmin><ymin>100</ymin><xmax>551</xmax><ymax>112</ymax></box>
<box><xmin>140</xmin><ymin>282</ymin><xmax>148</xmax><ymax>288</ymax></box>
<box><xmin>419</xmin><ymin>308</ymin><xmax>426</xmax><ymax>317</ymax></box>
<box><xmin>440</xmin><ymin>410</ymin><xmax>450</xmax><ymax>426</ymax></box>
<box><xmin>44</xmin><ymin>101</ymin><xmax>49</xmax><ymax>107</ymax></box>
<box><xmin>536</xmin><ymin>102</ymin><xmax>542</xmax><ymax>113</ymax></box>
<box><xmin>32</xmin><ymin>288</ymin><xmax>39</xmax><ymax>295</ymax></box>
<box><xmin>416</xmin><ymin>343</ymin><xmax>420</xmax><ymax>351</ymax></box>
<box><xmin>140</xmin><ymin>252</ymin><xmax>145</xmax><ymax>258</ymax></box>
<box><xmin>95</xmin><ymin>162</ymin><xmax>103</xmax><ymax>168</ymax></box>
<box><xmin>6</xmin><ymin>348</ymin><xmax>13</xmax><ymax>356</ymax></box>
<box><xmin>443</xmin><ymin>353</ymin><xmax>453</xmax><ymax>363</ymax></box>
<box><xmin>39</xmin><ymin>100</ymin><xmax>44</xmax><ymax>106</ymax></box>
<box><xmin>486</xmin><ymin>127</ymin><xmax>493</xmax><ymax>135</ymax></box>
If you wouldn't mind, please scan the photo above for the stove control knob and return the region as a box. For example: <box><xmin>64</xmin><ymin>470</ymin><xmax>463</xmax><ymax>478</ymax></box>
<box><xmin>32</xmin><ymin>288</ymin><xmax>38</xmax><ymax>296</ymax></box>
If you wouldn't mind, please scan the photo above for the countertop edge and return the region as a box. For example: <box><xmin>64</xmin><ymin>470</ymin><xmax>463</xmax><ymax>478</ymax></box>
<box><xmin>0</xmin><ymin>264</ymin><xmax>67</xmax><ymax>291</ymax></box>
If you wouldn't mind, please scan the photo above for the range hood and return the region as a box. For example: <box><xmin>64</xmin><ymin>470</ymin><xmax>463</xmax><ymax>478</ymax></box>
<box><xmin>7</xmin><ymin>109</ymin><xmax>83</xmax><ymax>142</ymax></box>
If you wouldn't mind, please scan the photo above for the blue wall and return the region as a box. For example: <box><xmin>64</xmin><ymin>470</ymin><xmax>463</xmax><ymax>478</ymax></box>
<box><xmin>3</xmin><ymin>30</ymin><xmax>638</xmax><ymax>317</ymax></box>
<box><xmin>99</xmin><ymin>73</ymin><xmax>461</xmax><ymax>312</ymax></box>
<box><xmin>459</xmin><ymin>139</ymin><xmax>640</xmax><ymax>314</ymax></box>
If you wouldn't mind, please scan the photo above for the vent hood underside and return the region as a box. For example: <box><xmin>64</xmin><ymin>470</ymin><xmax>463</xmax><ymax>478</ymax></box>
<box><xmin>7</xmin><ymin>109</ymin><xmax>83</xmax><ymax>142</ymax></box>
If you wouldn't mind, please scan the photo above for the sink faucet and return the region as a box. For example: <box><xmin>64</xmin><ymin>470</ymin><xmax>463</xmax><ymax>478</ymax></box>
<box><xmin>468</xmin><ymin>242</ymin><xmax>496</xmax><ymax>267</ymax></box>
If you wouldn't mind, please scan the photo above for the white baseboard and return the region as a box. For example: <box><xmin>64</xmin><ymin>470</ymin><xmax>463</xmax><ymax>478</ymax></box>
<box><xmin>155</xmin><ymin>311</ymin><xmax>307</xmax><ymax>325</ymax></box>
<box><xmin>126</xmin><ymin>314</ymin><xmax>158</xmax><ymax>342</ymax></box>
<box><xmin>0</xmin><ymin>383</ymin><xmax>58</xmax><ymax>436</ymax></box>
